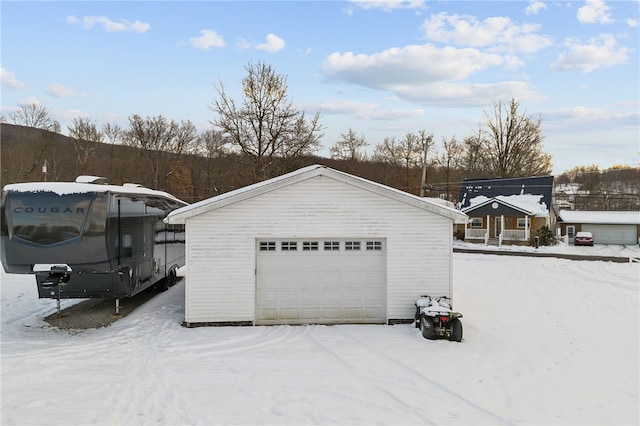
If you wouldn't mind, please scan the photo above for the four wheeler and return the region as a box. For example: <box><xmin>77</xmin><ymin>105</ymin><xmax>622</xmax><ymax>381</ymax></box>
<box><xmin>414</xmin><ymin>295</ymin><xmax>463</xmax><ymax>342</ymax></box>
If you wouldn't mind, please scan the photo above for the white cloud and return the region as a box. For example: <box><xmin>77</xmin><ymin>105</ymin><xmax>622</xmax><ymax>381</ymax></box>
<box><xmin>627</xmin><ymin>18</ymin><xmax>639</xmax><ymax>28</ymax></box>
<box><xmin>316</xmin><ymin>100</ymin><xmax>424</xmax><ymax>120</ymax></box>
<box><xmin>66</xmin><ymin>15</ymin><xmax>150</xmax><ymax>33</ymax></box>
<box><xmin>324</xmin><ymin>44</ymin><xmax>508</xmax><ymax>87</ymax></box>
<box><xmin>550</xmin><ymin>34</ymin><xmax>630</xmax><ymax>72</ymax></box>
<box><xmin>421</xmin><ymin>13</ymin><xmax>553</xmax><ymax>54</ymax></box>
<box><xmin>544</xmin><ymin>105</ymin><xmax>640</xmax><ymax>134</ymax></box>
<box><xmin>577</xmin><ymin>0</ymin><xmax>613</xmax><ymax>24</ymax></box>
<box><xmin>255</xmin><ymin>34</ymin><xmax>286</xmax><ymax>53</ymax></box>
<box><xmin>45</xmin><ymin>83</ymin><xmax>85</xmax><ymax>98</ymax></box>
<box><xmin>525</xmin><ymin>0</ymin><xmax>548</xmax><ymax>15</ymax></box>
<box><xmin>322</xmin><ymin>44</ymin><xmax>542</xmax><ymax>106</ymax></box>
<box><xmin>189</xmin><ymin>30</ymin><xmax>225</xmax><ymax>50</ymax></box>
<box><xmin>348</xmin><ymin>0</ymin><xmax>426</xmax><ymax>12</ymax></box>
<box><xmin>1</xmin><ymin>66</ymin><xmax>25</xmax><ymax>89</ymax></box>
<box><xmin>390</xmin><ymin>80</ymin><xmax>544</xmax><ymax>106</ymax></box>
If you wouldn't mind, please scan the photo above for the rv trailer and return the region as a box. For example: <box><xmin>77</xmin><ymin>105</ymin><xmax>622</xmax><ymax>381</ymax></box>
<box><xmin>1</xmin><ymin>176</ymin><xmax>187</xmax><ymax>300</ymax></box>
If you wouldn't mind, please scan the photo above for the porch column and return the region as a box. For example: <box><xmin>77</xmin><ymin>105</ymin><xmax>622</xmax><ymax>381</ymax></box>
<box><xmin>525</xmin><ymin>215</ymin><xmax>530</xmax><ymax>240</ymax></box>
<box><xmin>485</xmin><ymin>214</ymin><xmax>490</xmax><ymax>245</ymax></box>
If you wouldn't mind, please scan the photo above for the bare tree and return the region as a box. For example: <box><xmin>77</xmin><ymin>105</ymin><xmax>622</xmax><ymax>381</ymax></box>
<box><xmin>7</xmin><ymin>103</ymin><xmax>61</xmax><ymax>181</ymax></box>
<box><xmin>479</xmin><ymin>98</ymin><xmax>552</xmax><ymax>177</ymax></box>
<box><xmin>330</xmin><ymin>128</ymin><xmax>368</xmax><ymax>164</ymax></box>
<box><xmin>67</xmin><ymin>117</ymin><xmax>104</xmax><ymax>174</ymax></box>
<box><xmin>192</xmin><ymin>129</ymin><xmax>231</xmax><ymax>198</ymax></box>
<box><xmin>195</xmin><ymin>129</ymin><xmax>228</xmax><ymax>157</ymax></box>
<box><xmin>438</xmin><ymin>136</ymin><xmax>464</xmax><ymax>200</ymax></box>
<box><xmin>10</xmin><ymin>103</ymin><xmax>60</xmax><ymax>132</ymax></box>
<box><xmin>123</xmin><ymin>115</ymin><xmax>197</xmax><ymax>189</ymax></box>
<box><xmin>102</xmin><ymin>123</ymin><xmax>122</xmax><ymax>144</ymax></box>
<box><xmin>100</xmin><ymin>123</ymin><xmax>123</xmax><ymax>181</ymax></box>
<box><xmin>461</xmin><ymin>127</ymin><xmax>486</xmax><ymax>177</ymax></box>
<box><xmin>210</xmin><ymin>61</ymin><xmax>323</xmax><ymax>180</ymax></box>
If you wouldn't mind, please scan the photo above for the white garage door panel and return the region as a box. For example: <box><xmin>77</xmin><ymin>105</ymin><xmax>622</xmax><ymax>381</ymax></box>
<box><xmin>256</xmin><ymin>239</ymin><xmax>387</xmax><ymax>325</ymax></box>
<box><xmin>583</xmin><ymin>224</ymin><xmax>637</xmax><ymax>245</ymax></box>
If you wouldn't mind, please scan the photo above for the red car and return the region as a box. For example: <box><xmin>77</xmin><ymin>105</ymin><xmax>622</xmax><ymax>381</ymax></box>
<box><xmin>574</xmin><ymin>231</ymin><xmax>594</xmax><ymax>246</ymax></box>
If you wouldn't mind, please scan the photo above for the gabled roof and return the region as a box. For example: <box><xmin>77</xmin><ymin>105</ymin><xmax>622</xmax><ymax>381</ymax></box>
<box><xmin>166</xmin><ymin>164</ymin><xmax>468</xmax><ymax>224</ymax></box>
<box><xmin>462</xmin><ymin>194</ymin><xmax>549</xmax><ymax>217</ymax></box>
<box><xmin>558</xmin><ymin>210</ymin><xmax>640</xmax><ymax>225</ymax></box>
<box><xmin>458</xmin><ymin>175</ymin><xmax>554</xmax><ymax>210</ymax></box>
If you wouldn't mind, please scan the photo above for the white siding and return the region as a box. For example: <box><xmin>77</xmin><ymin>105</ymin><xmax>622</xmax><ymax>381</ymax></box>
<box><xmin>184</xmin><ymin>175</ymin><xmax>454</xmax><ymax>324</ymax></box>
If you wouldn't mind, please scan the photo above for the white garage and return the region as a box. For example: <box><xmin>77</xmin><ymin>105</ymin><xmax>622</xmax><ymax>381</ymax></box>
<box><xmin>559</xmin><ymin>210</ymin><xmax>640</xmax><ymax>245</ymax></box>
<box><xmin>165</xmin><ymin>165</ymin><xmax>467</xmax><ymax>327</ymax></box>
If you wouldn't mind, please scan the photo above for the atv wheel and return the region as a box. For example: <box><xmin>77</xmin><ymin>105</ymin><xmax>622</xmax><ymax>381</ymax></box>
<box><xmin>449</xmin><ymin>318</ymin><xmax>463</xmax><ymax>342</ymax></box>
<box><xmin>420</xmin><ymin>316</ymin><xmax>437</xmax><ymax>340</ymax></box>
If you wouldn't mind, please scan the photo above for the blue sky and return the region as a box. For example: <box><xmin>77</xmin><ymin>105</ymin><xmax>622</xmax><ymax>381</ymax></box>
<box><xmin>1</xmin><ymin>0</ymin><xmax>638</xmax><ymax>174</ymax></box>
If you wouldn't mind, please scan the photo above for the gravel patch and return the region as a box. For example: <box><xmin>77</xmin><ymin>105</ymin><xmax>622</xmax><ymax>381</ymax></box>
<box><xmin>43</xmin><ymin>287</ymin><xmax>161</xmax><ymax>330</ymax></box>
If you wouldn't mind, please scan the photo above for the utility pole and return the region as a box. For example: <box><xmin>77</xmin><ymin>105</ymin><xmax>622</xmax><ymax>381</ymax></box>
<box><xmin>418</xmin><ymin>131</ymin><xmax>433</xmax><ymax>198</ymax></box>
<box><xmin>420</xmin><ymin>148</ymin><xmax>427</xmax><ymax>198</ymax></box>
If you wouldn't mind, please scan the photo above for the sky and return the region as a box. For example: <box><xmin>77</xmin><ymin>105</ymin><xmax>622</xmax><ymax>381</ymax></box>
<box><xmin>1</xmin><ymin>246</ymin><xmax>638</xmax><ymax>425</ymax></box>
<box><xmin>1</xmin><ymin>0</ymin><xmax>639</xmax><ymax>175</ymax></box>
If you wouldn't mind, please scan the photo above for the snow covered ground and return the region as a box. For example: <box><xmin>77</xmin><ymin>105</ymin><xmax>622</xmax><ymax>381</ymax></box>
<box><xmin>1</xmin><ymin>244</ymin><xmax>639</xmax><ymax>425</ymax></box>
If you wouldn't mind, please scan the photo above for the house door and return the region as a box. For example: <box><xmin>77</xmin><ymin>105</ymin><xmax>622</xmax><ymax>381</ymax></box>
<box><xmin>494</xmin><ymin>217</ymin><xmax>502</xmax><ymax>238</ymax></box>
<box><xmin>567</xmin><ymin>226</ymin><xmax>575</xmax><ymax>239</ymax></box>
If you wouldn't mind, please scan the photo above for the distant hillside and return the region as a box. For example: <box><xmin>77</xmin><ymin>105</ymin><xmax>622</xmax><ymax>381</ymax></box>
<box><xmin>2</xmin><ymin>123</ymin><xmax>637</xmax><ymax>209</ymax></box>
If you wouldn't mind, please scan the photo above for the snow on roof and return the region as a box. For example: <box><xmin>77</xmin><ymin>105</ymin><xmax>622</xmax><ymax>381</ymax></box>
<box><xmin>463</xmin><ymin>194</ymin><xmax>549</xmax><ymax>216</ymax></box>
<box><xmin>2</xmin><ymin>180</ymin><xmax>184</xmax><ymax>203</ymax></box>
<box><xmin>559</xmin><ymin>210</ymin><xmax>640</xmax><ymax>225</ymax></box>
<box><xmin>166</xmin><ymin>164</ymin><xmax>468</xmax><ymax>224</ymax></box>
<box><xmin>458</xmin><ymin>175</ymin><xmax>554</xmax><ymax>210</ymax></box>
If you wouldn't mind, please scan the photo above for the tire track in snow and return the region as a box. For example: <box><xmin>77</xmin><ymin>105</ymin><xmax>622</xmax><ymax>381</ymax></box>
<box><xmin>305</xmin><ymin>328</ymin><xmax>436</xmax><ymax>425</ymax></box>
<box><xmin>100</xmin><ymin>304</ymin><xmax>200</xmax><ymax>426</ymax></box>
<box><xmin>326</xmin><ymin>327</ymin><xmax>512</xmax><ymax>425</ymax></box>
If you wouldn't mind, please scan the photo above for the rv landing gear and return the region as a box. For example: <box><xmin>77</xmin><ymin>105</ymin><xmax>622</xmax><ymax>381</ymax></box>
<box><xmin>35</xmin><ymin>264</ymin><xmax>73</xmax><ymax>318</ymax></box>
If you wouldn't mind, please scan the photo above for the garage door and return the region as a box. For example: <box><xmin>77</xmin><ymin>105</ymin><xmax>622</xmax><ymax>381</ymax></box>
<box><xmin>256</xmin><ymin>239</ymin><xmax>386</xmax><ymax>325</ymax></box>
<box><xmin>583</xmin><ymin>224</ymin><xmax>638</xmax><ymax>245</ymax></box>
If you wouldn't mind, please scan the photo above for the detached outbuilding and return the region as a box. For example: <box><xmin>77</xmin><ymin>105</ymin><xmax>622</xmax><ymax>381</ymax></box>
<box><xmin>557</xmin><ymin>210</ymin><xmax>640</xmax><ymax>245</ymax></box>
<box><xmin>165</xmin><ymin>165</ymin><xmax>467</xmax><ymax>327</ymax></box>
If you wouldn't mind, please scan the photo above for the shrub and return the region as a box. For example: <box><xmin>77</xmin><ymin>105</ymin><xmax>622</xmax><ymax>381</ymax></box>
<box><xmin>532</xmin><ymin>225</ymin><xmax>557</xmax><ymax>246</ymax></box>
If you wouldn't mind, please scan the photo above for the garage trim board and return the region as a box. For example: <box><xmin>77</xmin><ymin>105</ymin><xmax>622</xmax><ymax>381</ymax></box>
<box><xmin>256</xmin><ymin>238</ymin><xmax>387</xmax><ymax>325</ymax></box>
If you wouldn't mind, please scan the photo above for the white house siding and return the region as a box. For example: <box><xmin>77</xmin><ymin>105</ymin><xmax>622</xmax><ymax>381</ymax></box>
<box><xmin>183</xmin><ymin>175</ymin><xmax>454</xmax><ymax>325</ymax></box>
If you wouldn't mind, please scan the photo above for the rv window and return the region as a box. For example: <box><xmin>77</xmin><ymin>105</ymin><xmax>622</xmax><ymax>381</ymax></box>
<box><xmin>5</xmin><ymin>191</ymin><xmax>94</xmax><ymax>245</ymax></box>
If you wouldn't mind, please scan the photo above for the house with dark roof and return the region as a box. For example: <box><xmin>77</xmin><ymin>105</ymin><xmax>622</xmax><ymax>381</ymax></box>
<box><xmin>456</xmin><ymin>176</ymin><xmax>556</xmax><ymax>246</ymax></box>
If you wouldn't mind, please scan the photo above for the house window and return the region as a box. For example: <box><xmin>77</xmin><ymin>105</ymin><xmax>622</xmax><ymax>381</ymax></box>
<box><xmin>259</xmin><ymin>241</ymin><xmax>276</xmax><ymax>251</ymax></box>
<box><xmin>281</xmin><ymin>241</ymin><xmax>297</xmax><ymax>251</ymax></box>
<box><xmin>345</xmin><ymin>241</ymin><xmax>361</xmax><ymax>251</ymax></box>
<box><xmin>303</xmin><ymin>241</ymin><xmax>319</xmax><ymax>251</ymax></box>
<box><xmin>517</xmin><ymin>218</ymin><xmax>530</xmax><ymax>229</ymax></box>
<box><xmin>470</xmin><ymin>217</ymin><xmax>483</xmax><ymax>228</ymax></box>
<box><xmin>366</xmin><ymin>241</ymin><xmax>382</xmax><ymax>251</ymax></box>
<box><xmin>324</xmin><ymin>241</ymin><xmax>340</xmax><ymax>251</ymax></box>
